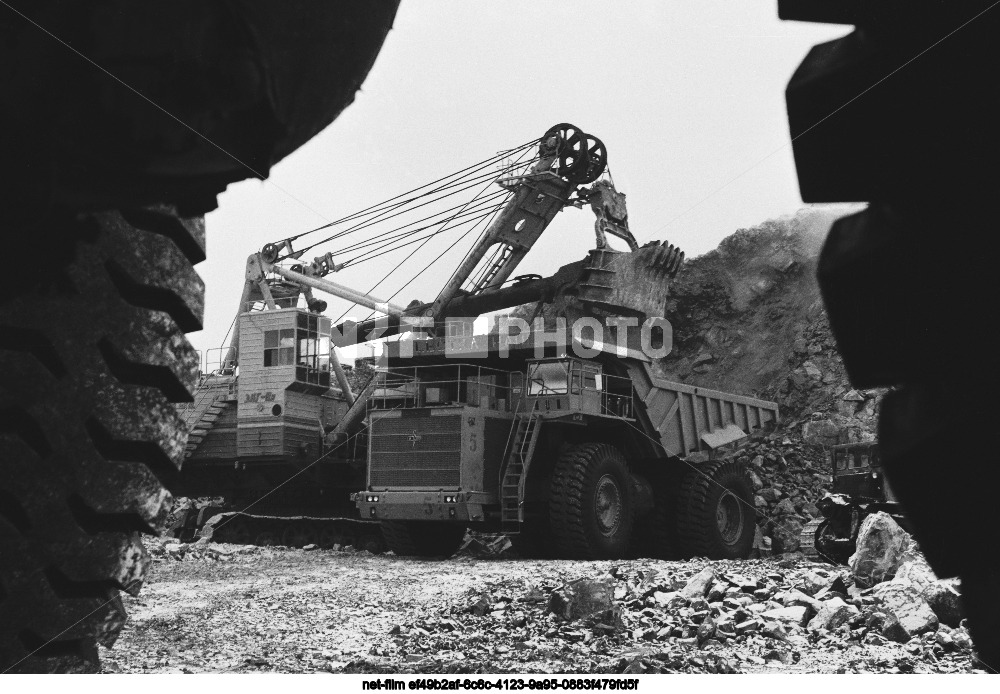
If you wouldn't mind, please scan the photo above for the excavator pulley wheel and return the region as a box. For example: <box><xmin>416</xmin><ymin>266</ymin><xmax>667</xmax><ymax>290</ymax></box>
<box><xmin>568</xmin><ymin>133</ymin><xmax>608</xmax><ymax>184</ymax></box>
<box><xmin>542</xmin><ymin>123</ymin><xmax>589</xmax><ymax>181</ymax></box>
<box><xmin>260</xmin><ymin>243</ymin><xmax>282</xmax><ymax>264</ymax></box>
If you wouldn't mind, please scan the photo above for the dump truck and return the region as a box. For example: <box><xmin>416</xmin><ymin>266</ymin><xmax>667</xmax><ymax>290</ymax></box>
<box><xmin>177</xmin><ymin>123</ymin><xmax>779</xmax><ymax>560</ymax></box>
<box><xmin>354</xmin><ymin>296</ymin><xmax>778</xmax><ymax>561</ymax></box>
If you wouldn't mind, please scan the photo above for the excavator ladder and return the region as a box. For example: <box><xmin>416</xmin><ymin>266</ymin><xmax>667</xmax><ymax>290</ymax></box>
<box><xmin>500</xmin><ymin>402</ymin><xmax>541</xmax><ymax>533</ymax></box>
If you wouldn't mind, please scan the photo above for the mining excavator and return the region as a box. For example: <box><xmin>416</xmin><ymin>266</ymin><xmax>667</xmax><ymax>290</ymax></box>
<box><xmin>176</xmin><ymin>124</ymin><xmax>779</xmax><ymax>559</ymax></box>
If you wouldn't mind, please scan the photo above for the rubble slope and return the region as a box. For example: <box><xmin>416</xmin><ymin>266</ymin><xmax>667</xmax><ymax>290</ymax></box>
<box><xmin>658</xmin><ymin>206</ymin><xmax>877</xmax><ymax>437</ymax></box>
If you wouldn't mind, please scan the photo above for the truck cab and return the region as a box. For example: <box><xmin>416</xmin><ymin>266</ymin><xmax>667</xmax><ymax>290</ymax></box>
<box><xmin>524</xmin><ymin>357</ymin><xmax>633</xmax><ymax>419</ymax></box>
<box><xmin>829</xmin><ymin>441</ymin><xmax>896</xmax><ymax>503</ymax></box>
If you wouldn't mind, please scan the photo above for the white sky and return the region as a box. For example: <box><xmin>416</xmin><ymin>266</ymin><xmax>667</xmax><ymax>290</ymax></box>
<box><xmin>192</xmin><ymin>2</ymin><xmax>848</xmax><ymax>361</ymax></box>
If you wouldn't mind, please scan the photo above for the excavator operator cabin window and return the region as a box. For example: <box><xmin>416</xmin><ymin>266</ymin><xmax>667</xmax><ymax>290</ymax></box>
<box><xmin>295</xmin><ymin>313</ymin><xmax>332</xmax><ymax>386</ymax></box>
<box><xmin>264</xmin><ymin>329</ymin><xmax>295</xmax><ymax>366</ymax></box>
<box><xmin>834</xmin><ymin>450</ymin><xmax>847</xmax><ymax>471</ymax></box>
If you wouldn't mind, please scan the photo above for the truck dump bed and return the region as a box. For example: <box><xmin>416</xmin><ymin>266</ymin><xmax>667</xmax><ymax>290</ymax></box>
<box><xmin>626</xmin><ymin>361</ymin><xmax>779</xmax><ymax>459</ymax></box>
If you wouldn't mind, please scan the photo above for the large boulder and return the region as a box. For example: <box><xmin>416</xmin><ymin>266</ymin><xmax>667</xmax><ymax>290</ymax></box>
<box><xmin>922</xmin><ymin>580</ymin><xmax>965</xmax><ymax>628</ymax></box>
<box><xmin>850</xmin><ymin>512</ymin><xmax>911</xmax><ymax>588</ymax></box>
<box><xmin>875</xmin><ymin>582</ymin><xmax>939</xmax><ymax>642</ymax></box>
<box><xmin>893</xmin><ymin>556</ymin><xmax>937</xmax><ymax>592</ymax></box>
<box><xmin>548</xmin><ymin>577</ymin><xmax>614</xmax><ymax>620</ymax></box>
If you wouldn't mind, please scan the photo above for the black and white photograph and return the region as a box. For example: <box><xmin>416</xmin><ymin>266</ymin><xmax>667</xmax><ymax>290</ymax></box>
<box><xmin>2</xmin><ymin>0</ymin><xmax>998</xmax><ymax>684</ymax></box>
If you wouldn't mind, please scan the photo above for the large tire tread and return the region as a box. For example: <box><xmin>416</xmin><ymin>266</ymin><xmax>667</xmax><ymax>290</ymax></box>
<box><xmin>0</xmin><ymin>208</ymin><xmax>202</xmax><ymax>673</ymax></box>
<box><xmin>548</xmin><ymin>442</ymin><xmax>634</xmax><ymax>560</ymax></box>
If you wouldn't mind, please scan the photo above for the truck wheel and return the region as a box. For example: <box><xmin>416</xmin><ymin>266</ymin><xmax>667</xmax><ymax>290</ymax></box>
<box><xmin>549</xmin><ymin>443</ymin><xmax>634</xmax><ymax>559</ymax></box>
<box><xmin>380</xmin><ymin>521</ymin><xmax>466</xmax><ymax>558</ymax></box>
<box><xmin>0</xmin><ymin>207</ymin><xmax>203</xmax><ymax>673</ymax></box>
<box><xmin>676</xmin><ymin>460</ymin><xmax>755</xmax><ymax>560</ymax></box>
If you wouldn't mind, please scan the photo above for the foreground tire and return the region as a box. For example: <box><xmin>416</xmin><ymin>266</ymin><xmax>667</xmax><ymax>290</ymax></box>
<box><xmin>0</xmin><ymin>208</ymin><xmax>203</xmax><ymax>673</ymax></box>
<box><xmin>676</xmin><ymin>460</ymin><xmax>755</xmax><ymax>560</ymax></box>
<box><xmin>380</xmin><ymin>521</ymin><xmax>466</xmax><ymax>558</ymax></box>
<box><xmin>549</xmin><ymin>443</ymin><xmax>634</xmax><ymax>559</ymax></box>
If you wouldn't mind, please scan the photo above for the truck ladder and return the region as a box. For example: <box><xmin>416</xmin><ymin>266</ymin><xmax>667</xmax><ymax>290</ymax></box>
<box><xmin>500</xmin><ymin>402</ymin><xmax>541</xmax><ymax>533</ymax></box>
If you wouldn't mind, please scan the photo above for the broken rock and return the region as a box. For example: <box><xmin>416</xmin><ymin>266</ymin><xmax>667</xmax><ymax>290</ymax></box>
<box><xmin>547</xmin><ymin>577</ymin><xmax>614</xmax><ymax>620</ymax></box>
<box><xmin>807</xmin><ymin>597</ymin><xmax>859</xmax><ymax>632</ymax></box>
<box><xmin>876</xmin><ymin>583</ymin><xmax>939</xmax><ymax>643</ymax></box>
<box><xmin>782</xmin><ymin>589</ymin><xmax>822</xmax><ymax>615</ymax></box>
<box><xmin>850</xmin><ymin>511</ymin><xmax>911</xmax><ymax>588</ymax></box>
<box><xmin>922</xmin><ymin>581</ymin><xmax>964</xmax><ymax>628</ymax></box>
<box><xmin>774</xmin><ymin>498</ymin><xmax>797</xmax><ymax>516</ymax></box>
<box><xmin>798</xmin><ymin>571</ymin><xmax>829</xmax><ymax>596</ymax></box>
<box><xmin>771</xmin><ymin>517</ymin><xmax>803</xmax><ymax>554</ymax></box>
<box><xmin>697</xmin><ymin>617</ymin><xmax>717</xmax><ymax>645</ymax></box>
<box><xmin>893</xmin><ymin>558</ymin><xmax>937</xmax><ymax>592</ymax></box>
<box><xmin>759</xmin><ymin>605</ymin><xmax>811</xmax><ymax>628</ymax></box>
<box><xmin>679</xmin><ymin>567</ymin><xmax>715</xmax><ymax>600</ymax></box>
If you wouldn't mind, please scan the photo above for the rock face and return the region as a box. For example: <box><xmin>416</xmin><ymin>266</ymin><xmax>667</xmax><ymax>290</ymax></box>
<box><xmin>572</xmin><ymin>210</ymin><xmax>891</xmax><ymax>558</ymax></box>
<box><xmin>850</xmin><ymin>512</ymin><xmax>911</xmax><ymax>588</ymax></box>
<box><xmin>547</xmin><ymin>577</ymin><xmax>614</xmax><ymax>620</ymax></box>
<box><xmin>658</xmin><ymin>208</ymin><xmax>881</xmax><ymax>433</ymax></box>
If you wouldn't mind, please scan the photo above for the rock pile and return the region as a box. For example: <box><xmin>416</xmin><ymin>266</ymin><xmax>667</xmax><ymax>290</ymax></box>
<box><xmin>722</xmin><ymin>433</ymin><xmax>832</xmax><ymax>555</ymax></box>
<box><xmin>352</xmin><ymin>554</ymin><xmax>978</xmax><ymax>675</ymax></box>
<box><xmin>144</xmin><ymin>535</ymin><xmax>264</xmax><ymax>562</ymax></box>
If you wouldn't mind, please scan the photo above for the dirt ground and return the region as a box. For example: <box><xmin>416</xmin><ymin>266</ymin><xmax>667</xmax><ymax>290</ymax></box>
<box><xmin>101</xmin><ymin>543</ymin><xmax>983</xmax><ymax>675</ymax></box>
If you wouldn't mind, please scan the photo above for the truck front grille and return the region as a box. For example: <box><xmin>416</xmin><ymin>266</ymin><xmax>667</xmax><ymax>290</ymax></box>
<box><xmin>369</xmin><ymin>413</ymin><xmax>461</xmax><ymax>488</ymax></box>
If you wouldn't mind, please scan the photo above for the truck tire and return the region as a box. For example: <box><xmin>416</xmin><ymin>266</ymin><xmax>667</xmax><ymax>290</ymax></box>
<box><xmin>549</xmin><ymin>443</ymin><xmax>634</xmax><ymax>559</ymax></box>
<box><xmin>0</xmin><ymin>207</ymin><xmax>203</xmax><ymax>673</ymax></box>
<box><xmin>676</xmin><ymin>460</ymin><xmax>755</xmax><ymax>560</ymax></box>
<box><xmin>380</xmin><ymin>521</ymin><xmax>466</xmax><ymax>558</ymax></box>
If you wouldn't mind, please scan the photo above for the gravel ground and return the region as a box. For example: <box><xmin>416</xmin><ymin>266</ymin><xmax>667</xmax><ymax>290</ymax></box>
<box><xmin>101</xmin><ymin>542</ymin><xmax>984</xmax><ymax>675</ymax></box>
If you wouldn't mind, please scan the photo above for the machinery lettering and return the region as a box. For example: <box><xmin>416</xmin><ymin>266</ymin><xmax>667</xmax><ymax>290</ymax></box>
<box><xmin>244</xmin><ymin>391</ymin><xmax>277</xmax><ymax>404</ymax></box>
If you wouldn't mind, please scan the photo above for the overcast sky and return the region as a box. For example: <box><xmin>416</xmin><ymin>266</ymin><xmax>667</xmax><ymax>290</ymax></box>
<box><xmin>192</xmin><ymin>2</ymin><xmax>848</xmax><ymax>362</ymax></box>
